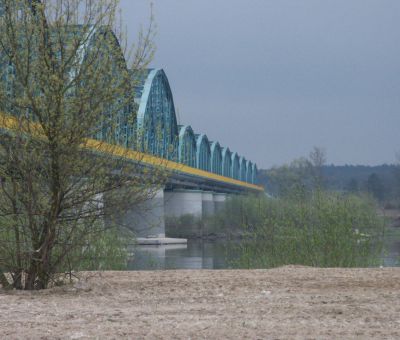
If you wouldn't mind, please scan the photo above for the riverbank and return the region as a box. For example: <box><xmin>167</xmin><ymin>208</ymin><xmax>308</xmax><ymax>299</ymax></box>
<box><xmin>1</xmin><ymin>267</ymin><xmax>400</xmax><ymax>339</ymax></box>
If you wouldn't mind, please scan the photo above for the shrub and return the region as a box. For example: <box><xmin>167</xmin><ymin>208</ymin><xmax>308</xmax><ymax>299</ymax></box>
<box><xmin>224</xmin><ymin>192</ymin><xmax>384</xmax><ymax>268</ymax></box>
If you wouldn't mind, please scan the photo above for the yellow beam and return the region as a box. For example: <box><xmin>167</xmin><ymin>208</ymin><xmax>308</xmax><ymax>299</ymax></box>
<box><xmin>0</xmin><ymin>113</ymin><xmax>264</xmax><ymax>192</ymax></box>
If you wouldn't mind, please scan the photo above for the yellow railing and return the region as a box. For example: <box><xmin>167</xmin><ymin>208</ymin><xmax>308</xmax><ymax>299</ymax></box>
<box><xmin>0</xmin><ymin>112</ymin><xmax>264</xmax><ymax>192</ymax></box>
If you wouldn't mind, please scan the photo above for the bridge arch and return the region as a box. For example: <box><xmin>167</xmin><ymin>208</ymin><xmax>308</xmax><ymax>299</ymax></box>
<box><xmin>246</xmin><ymin>160</ymin><xmax>253</xmax><ymax>183</ymax></box>
<box><xmin>221</xmin><ymin>147</ymin><xmax>232</xmax><ymax>177</ymax></box>
<box><xmin>178</xmin><ymin>125</ymin><xmax>196</xmax><ymax>167</ymax></box>
<box><xmin>252</xmin><ymin>163</ymin><xmax>258</xmax><ymax>184</ymax></box>
<box><xmin>210</xmin><ymin>141</ymin><xmax>222</xmax><ymax>175</ymax></box>
<box><xmin>239</xmin><ymin>156</ymin><xmax>247</xmax><ymax>182</ymax></box>
<box><xmin>1</xmin><ymin>23</ymin><xmax>135</xmax><ymax>146</ymax></box>
<box><xmin>135</xmin><ymin>69</ymin><xmax>178</xmax><ymax>160</ymax></box>
<box><xmin>196</xmin><ymin>134</ymin><xmax>211</xmax><ymax>171</ymax></box>
<box><xmin>0</xmin><ymin>6</ymin><xmax>261</xmax><ymax>192</ymax></box>
<box><xmin>231</xmin><ymin>152</ymin><xmax>240</xmax><ymax>180</ymax></box>
<box><xmin>64</xmin><ymin>26</ymin><xmax>133</xmax><ymax>147</ymax></box>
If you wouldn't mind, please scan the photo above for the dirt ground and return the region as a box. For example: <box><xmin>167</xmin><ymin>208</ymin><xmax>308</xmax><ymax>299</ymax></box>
<box><xmin>1</xmin><ymin>267</ymin><xmax>400</xmax><ymax>339</ymax></box>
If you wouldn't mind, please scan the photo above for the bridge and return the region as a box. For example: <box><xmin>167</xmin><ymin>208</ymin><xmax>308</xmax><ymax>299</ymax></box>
<box><xmin>132</xmin><ymin>68</ymin><xmax>260</xmax><ymax>191</ymax></box>
<box><xmin>110</xmin><ymin>68</ymin><xmax>263</xmax><ymax>241</ymax></box>
<box><xmin>0</xmin><ymin>69</ymin><xmax>262</xmax><ymax>241</ymax></box>
<box><xmin>0</xmin><ymin>7</ymin><xmax>263</xmax><ymax>242</ymax></box>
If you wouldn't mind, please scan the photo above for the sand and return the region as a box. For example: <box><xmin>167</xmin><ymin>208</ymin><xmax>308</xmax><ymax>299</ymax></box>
<box><xmin>1</xmin><ymin>267</ymin><xmax>400</xmax><ymax>339</ymax></box>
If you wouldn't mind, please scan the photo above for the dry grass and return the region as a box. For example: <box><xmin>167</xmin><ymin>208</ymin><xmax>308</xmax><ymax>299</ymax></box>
<box><xmin>1</xmin><ymin>267</ymin><xmax>400</xmax><ymax>339</ymax></box>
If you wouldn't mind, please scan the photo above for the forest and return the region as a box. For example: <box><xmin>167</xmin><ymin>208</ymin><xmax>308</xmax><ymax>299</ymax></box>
<box><xmin>259</xmin><ymin>160</ymin><xmax>400</xmax><ymax>207</ymax></box>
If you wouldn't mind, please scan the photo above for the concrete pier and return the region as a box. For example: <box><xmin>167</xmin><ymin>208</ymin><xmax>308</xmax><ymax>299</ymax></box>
<box><xmin>164</xmin><ymin>189</ymin><xmax>228</xmax><ymax>219</ymax></box>
<box><xmin>112</xmin><ymin>188</ymin><xmax>229</xmax><ymax>241</ymax></box>
<box><xmin>164</xmin><ymin>189</ymin><xmax>204</xmax><ymax>218</ymax></box>
<box><xmin>202</xmin><ymin>191</ymin><xmax>215</xmax><ymax>217</ymax></box>
<box><xmin>116</xmin><ymin>188</ymin><xmax>166</xmax><ymax>238</ymax></box>
<box><xmin>213</xmin><ymin>192</ymin><xmax>227</xmax><ymax>213</ymax></box>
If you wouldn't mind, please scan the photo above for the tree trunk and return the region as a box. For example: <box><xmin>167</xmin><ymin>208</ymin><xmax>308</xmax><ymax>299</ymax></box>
<box><xmin>13</xmin><ymin>270</ymin><xmax>23</xmax><ymax>290</ymax></box>
<box><xmin>0</xmin><ymin>270</ymin><xmax>11</xmax><ymax>290</ymax></box>
<box><xmin>24</xmin><ymin>244</ymin><xmax>52</xmax><ymax>290</ymax></box>
<box><xmin>25</xmin><ymin>262</ymin><xmax>38</xmax><ymax>290</ymax></box>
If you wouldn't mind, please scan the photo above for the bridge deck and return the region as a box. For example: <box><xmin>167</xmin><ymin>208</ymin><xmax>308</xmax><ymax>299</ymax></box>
<box><xmin>0</xmin><ymin>113</ymin><xmax>264</xmax><ymax>192</ymax></box>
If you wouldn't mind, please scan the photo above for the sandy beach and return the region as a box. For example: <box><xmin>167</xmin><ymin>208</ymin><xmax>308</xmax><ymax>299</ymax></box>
<box><xmin>1</xmin><ymin>267</ymin><xmax>400</xmax><ymax>339</ymax></box>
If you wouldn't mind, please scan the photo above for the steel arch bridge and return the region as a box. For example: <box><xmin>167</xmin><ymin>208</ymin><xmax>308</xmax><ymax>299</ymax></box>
<box><xmin>131</xmin><ymin>67</ymin><xmax>260</xmax><ymax>192</ymax></box>
<box><xmin>0</xmin><ymin>7</ymin><xmax>262</xmax><ymax>194</ymax></box>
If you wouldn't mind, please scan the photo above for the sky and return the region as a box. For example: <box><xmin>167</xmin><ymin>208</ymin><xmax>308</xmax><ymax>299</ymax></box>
<box><xmin>119</xmin><ymin>0</ymin><xmax>400</xmax><ymax>169</ymax></box>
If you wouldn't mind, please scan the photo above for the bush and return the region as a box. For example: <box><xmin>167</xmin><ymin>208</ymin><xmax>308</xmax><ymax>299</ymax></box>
<box><xmin>223</xmin><ymin>192</ymin><xmax>384</xmax><ymax>268</ymax></box>
<box><xmin>66</xmin><ymin>226</ymin><xmax>131</xmax><ymax>272</ymax></box>
<box><xmin>165</xmin><ymin>214</ymin><xmax>204</xmax><ymax>238</ymax></box>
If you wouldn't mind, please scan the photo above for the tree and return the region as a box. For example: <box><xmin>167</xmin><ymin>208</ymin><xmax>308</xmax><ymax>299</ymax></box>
<box><xmin>366</xmin><ymin>173</ymin><xmax>384</xmax><ymax>202</ymax></box>
<box><xmin>345</xmin><ymin>178</ymin><xmax>359</xmax><ymax>193</ymax></box>
<box><xmin>309</xmin><ymin>146</ymin><xmax>326</xmax><ymax>189</ymax></box>
<box><xmin>264</xmin><ymin>147</ymin><xmax>327</xmax><ymax>198</ymax></box>
<box><xmin>0</xmin><ymin>0</ymin><xmax>164</xmax><ymax>290</ymax></box>
<box><xmin>395</xmin><ymin>152</ymin><xmax>400</xmax><ymax>202</ymax></box>
<box><xmin>266</xmin><ymin>157</ymin><xmax>312</xmax><ymax>198</ymax></box>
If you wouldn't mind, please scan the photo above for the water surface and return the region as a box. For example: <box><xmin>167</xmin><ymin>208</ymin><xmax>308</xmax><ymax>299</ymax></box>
<box><xmin>128</xmin><ymin>229</ymin><xmax>400</xmax><ymax>270</ymax></box>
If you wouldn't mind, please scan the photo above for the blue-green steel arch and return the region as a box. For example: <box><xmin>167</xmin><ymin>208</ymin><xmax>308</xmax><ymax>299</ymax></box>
<box><xmin>135</xmin><ymin>68</ymin><xmax>178</xmax><ymax>160</ymax></box>
<box><xmin>239</xmin><ymin>156</ymin><xmax>247</xmax><ymax>182</ymax></box>
<box><xmin>0</xmin><ymin>3</ymin><xmax>261</xmax><ymax>186</ymax></box>
<box><xmin>231</xmin><ymin>152</ymin><xmax>240</xmax><ymax>180</ymax></box>
<box><xmin>246</xmin><ymin>160</ymin><xmax>253</xmax><ymax>183</ymax></box>
<box><xmin>96</xmin><ymin>29</ymin><xmax>132</xmax><ymax>147</ymax></box>
<box><xmin>178</xmin><ymin>125</ymin><xmax>196</xmax><ymax>167</ymax></box>
<box><xmin>0</xmin><ymin>20</ymin><xmax>134</xmax><ymax>146</ymax></box>
<box><xmin>210</xmin><ymin>141</ymin><xmax>222</xmax><ymax>175</ymax></box>
<box><xmin>63</xmin><ymin>25</ymin><xmax>133</xmax><ymax>147</ymax></box>
<box><xmin>196</xmin><ymin>134</ymin><xmax>211</xmax><ymax>171</ymax></box>
<box><xmin>222</xmin><ymin>147</ymin><xmax>232</xmax><ymax>177</ymax></box>
<box><xmin>252</xmin><ymin>163</ymin><xmax>258</xmax><ymax>184</ymax></box>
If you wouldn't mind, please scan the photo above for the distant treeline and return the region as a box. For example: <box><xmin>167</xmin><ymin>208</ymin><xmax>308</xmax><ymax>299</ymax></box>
<box><xmin>323</xmin><ymin>164</ymin><xmax>398</xmax><ymax>195</ymax></box>
<box><xmin>259</xmin><ymin>164</ymin><xmax>400</xmax><ymax>205</ymax></box>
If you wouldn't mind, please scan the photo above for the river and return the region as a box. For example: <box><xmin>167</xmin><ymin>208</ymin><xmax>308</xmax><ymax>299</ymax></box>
<box><xmin>128</xmin><ymin>228</ymin><xmax>400</xmax><ymax>270</ymax></box>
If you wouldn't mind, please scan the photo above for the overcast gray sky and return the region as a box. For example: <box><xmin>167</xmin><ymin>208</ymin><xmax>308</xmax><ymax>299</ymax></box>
<box><xmin>120</xmin><ymin>0</ymin><xmax>400</xmax><ymax>168</ymax></box>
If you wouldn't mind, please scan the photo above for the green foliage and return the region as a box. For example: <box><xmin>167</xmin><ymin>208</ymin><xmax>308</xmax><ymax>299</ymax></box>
<box><xmin>345</xmin><ymin>178</ymin><xmax>359</xmax><ymax>193</ymax></box>
<box><xmin>263</xmin><ymin>157</ymin><xmax>313</xmax><ymax>198</ymax></box>
<box><xmin>0</xmin><ymin>219</ymin><xmax>131</xmax><ymax>276</ymax></box>
<box><xmin>392</xmin><ymin>162</ymin><xmax>400</xmax><ymax>204</ymax></box>
<box><xmin>165</xmin><ymin>214</ymin><xmax>204</xmax><ymax>239</ymax></box>
<box><xmin>367</xmin><ymin>173</ymin><xmax>385</xmax><ymax>202</ymax></box>
<box><xmin>211</xmin><ymin>195</ymin><xmax>267</xmax><ymax>234</ymax></box>
<box><xmin>166</xmin><ymin>213</ymin><xmax>236</xmax><ymax>239</ymax></box>
<box><xmin>66</xmin><ymin>226</ymin><xmax>131</xmax><ymax>271</ymax></box>
<box><xmin>0</xmin><ymin>0</ymin><xmax>159</xmax><ymax>290</ymax></box>
<box><xmin>221</xmin><ymin>192</ymin><xmax>384</xmax><ymax>268</ymax></box>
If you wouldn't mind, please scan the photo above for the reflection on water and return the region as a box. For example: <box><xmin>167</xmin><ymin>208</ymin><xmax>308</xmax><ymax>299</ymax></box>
<box><xmin>382</xmin><ymin>237</ymin><xmax>400</xmax><ymax>267</ymax></box>
<box><xmin>128</xmin><ymin>228</ymin><xmax>400</xmax><ymax>270</ymax></box>
<box><xmin>128</xmin><ymin>240</ymin><xmax>235</xmax><ymax>270</ymax></box>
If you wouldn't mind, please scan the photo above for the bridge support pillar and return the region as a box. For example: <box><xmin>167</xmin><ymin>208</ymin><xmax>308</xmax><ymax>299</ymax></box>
<box><xmin>213</xmin><ymin>192</ymin><xmax>227</xmax><ymax>213</ymax></box>
<box><xmin>202</xmin><ymin>191</ymin><xmax>215</xmax><ymax>217</ymax></box>
<box><xmin>115</xmin><ymin>188</ymin><xmax>166</xmax><ymax>238</ymax></box>
<box><xmin>164</xmin><ymin>189</ymin><xmax>227</xmax><ymax>219</ymax></box>
<box><xmin>164</xmin><ymin>189</ymin><xmax>230</xmax><ymax>239</ymax></box>
<box><xmin>164</xmin><ymin>189</ymin><xmax>203</xmax><ymax>218</ymax></box>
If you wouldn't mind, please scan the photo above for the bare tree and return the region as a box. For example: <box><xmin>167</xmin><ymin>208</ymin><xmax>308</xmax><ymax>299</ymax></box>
<box><xmin>266</xmin><ymin>157</ymin><xmax>312</xmax><ymax>198</ymax></box>
<box><xmin>0</xmin><ymin>0</ymin><xmax>165</xmax><ymax>290</ymax></box>
<box><xmin>309</xmin><ymin>146</ymin><xmax>327</xmax><ymax>190</ymax></box>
